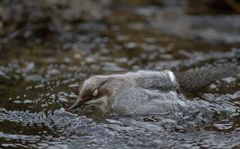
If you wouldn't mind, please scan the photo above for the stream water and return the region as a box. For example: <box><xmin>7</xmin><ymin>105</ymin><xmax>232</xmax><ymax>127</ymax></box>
<box><xmin>0</xmin><ymin>1</ymin><xmax>240</xmax><ymax>148</ymax></box>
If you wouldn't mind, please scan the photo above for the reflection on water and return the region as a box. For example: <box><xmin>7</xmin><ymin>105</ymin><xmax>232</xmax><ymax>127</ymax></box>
<box><xmin>0</xmin><ymin>0</ymin><xmax>240</xmax><ymax>148</ymax></box>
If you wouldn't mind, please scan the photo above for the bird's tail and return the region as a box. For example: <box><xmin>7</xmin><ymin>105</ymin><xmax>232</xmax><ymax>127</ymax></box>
<box><xmin>175</xmin><ymin>60</ymin><xmax>240</xmax><ymax>93</ymax></box>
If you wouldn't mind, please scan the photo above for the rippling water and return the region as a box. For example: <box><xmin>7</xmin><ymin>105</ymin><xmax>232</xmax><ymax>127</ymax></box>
<box><xmin>0</xmin><ymin>1</ymin><xmax>240</xmax><ymax>148</ymax></box>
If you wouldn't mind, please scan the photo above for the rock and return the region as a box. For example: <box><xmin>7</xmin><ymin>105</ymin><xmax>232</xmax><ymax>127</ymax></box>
<box><xmin>25</xmin><ymin>74</ymin><xmax>44</xmax><ymax>82</ymax></box>
<box><xmin>222</xmin><ymin>77</ymin><xmax>236</xmax><ymax>84</ymax></box>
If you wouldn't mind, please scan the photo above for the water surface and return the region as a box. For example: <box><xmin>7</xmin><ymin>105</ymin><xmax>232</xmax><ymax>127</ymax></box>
<box><xmin>0</xmin><ymin>1</ymin><xmax>240</xmax><ymax>148</ymax></box>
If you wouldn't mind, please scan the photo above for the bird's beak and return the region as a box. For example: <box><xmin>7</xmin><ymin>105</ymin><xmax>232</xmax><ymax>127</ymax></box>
<box><xmin>68</xmin><ymin>97</ymin><xmax>84</xmax><ymax>111</ymax></box>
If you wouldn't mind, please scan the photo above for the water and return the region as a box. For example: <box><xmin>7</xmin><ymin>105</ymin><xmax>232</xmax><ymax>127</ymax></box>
<box><xmin>0</xmin><ymin>1</ymin><xmax>240</xmax><ymax>148</ymax></box>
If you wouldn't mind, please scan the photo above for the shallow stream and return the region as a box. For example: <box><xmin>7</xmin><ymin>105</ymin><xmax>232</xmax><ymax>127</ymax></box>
<box><xmin>0</xmin><ymin>1</ymin><xmax>240</xmax><ymax>148</ymax></box>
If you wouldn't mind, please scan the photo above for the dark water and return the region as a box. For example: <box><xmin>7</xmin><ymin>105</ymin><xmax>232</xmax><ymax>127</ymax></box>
<box><xmin>1</xmin><ymin>1</ymin><xmax>240</xmax><ymax>148</ymax></box>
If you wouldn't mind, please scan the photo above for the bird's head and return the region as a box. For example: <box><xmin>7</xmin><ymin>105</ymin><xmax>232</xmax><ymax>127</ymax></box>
<box><xmin>68</xmin><ymin>75</ymin><xmax>131</xmax><ymax>111</ymax></box>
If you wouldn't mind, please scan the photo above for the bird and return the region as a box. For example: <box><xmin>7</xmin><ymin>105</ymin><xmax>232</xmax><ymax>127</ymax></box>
<box><xmin>69</xmin><ymin>62</ymin><xmax>239</xmax><ymax>117</ymax></box>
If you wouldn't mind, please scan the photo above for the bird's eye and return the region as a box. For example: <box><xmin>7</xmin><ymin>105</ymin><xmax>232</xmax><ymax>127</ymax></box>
<box><xmin>93</xmin><ymin>89</ymin><xmax>98</xmax><ymax>97</ymax></box>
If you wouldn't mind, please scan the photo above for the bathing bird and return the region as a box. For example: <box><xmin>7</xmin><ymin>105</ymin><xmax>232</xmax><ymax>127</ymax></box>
<box><xmin>69</xmin><ymin>62</ymin><xmax>239</xmax><ymax>116</ymax></box>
